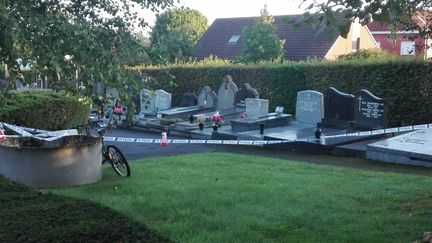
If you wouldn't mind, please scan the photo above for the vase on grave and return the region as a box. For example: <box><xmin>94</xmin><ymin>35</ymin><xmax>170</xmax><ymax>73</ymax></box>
<box><xmin>212</xmin><ymin>124</ymin><xmax>218</xmax><ymax>132</ymax></box>
<box><xmin>199</xmin><ymin>123</ymin><xmax>204</xmax><ymax>131</ymax></box>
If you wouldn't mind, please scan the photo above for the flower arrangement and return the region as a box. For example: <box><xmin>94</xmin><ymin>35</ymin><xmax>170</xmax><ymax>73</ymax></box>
<box><xmin>194</xmin><ymin>114</ymin><xmax>207</xmax><ymax>124</ymax></box>
<box><xmin>211</xmin><ymin>114</ymin><xmax>224</xmax><ymax>127</ymax></box>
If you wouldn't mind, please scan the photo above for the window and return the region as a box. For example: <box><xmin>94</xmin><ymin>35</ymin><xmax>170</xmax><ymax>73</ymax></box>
<box><xmin>228</xmin><ymin>35</ymin><xmax>241</xmax><ymax>43</ymax></box>
<box><xmin>400</xmin><ymin>41</ymin><xmax>416</xmax><ymax>55</ymax></box>
<box><xmin>352</xmin><ymin>37</ymin><xmax>360</xmax><ymax>52</ymax></box>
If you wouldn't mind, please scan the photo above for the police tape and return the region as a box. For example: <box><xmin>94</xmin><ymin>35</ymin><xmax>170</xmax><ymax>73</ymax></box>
<box><xmin>101</xmin><ymin>123</ymin><xmax>432</xmax><ymax>145</ymax></box>
<box><xmin>1</xmin><ymin>121</ymin><xmax>432</xmax><ymax>145</ymax></box>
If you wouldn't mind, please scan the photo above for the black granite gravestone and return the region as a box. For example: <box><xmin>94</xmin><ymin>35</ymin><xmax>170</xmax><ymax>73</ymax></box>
<box><xmin>235</xmin><ymin>83</ymin><xmax>259</xmax><ymax>107</ymax></box>
<box><xmin>319</xmin><ymin>87</ymin><xmax>355</xmax><ymax>129</ymax></box>
<box><xmin>354</xmin><ymin>89</ymin><xmax>387</xmax><ymax>130</ymax></box>
<box><xmin>179</xmin><ymin>93</ymin><xmax>197</xmax><ymax>107</ymax></box>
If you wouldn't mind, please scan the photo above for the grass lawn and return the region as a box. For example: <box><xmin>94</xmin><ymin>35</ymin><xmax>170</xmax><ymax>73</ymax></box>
<box><xmin>47</xmin><ymin>152</ymin><xmax>432</xmax><ymax>242</ymax></box>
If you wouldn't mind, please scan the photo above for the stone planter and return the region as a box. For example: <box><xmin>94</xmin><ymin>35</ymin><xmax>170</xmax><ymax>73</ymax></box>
<box><xmin>0</xmin><ymin>136</ymin><xmax>102</xmax><ymax>188</ymax></box>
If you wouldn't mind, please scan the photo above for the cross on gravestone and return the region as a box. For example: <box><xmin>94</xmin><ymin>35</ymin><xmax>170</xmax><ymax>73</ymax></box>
<box><xmin>319</xmin><ymin>87</ymin><xmax>355</xmax><ymax>129</ymax></box>
<box><xmin>235</xmin><ymin>83</ymin><xmax>259</xmax><ymax>107</ymax></box>
<box><xmin>354</xmin><ymin>89</ymin><xmax>387</xmax><ymax>130</ymax></box>
<box><xmin>217</xmin><ymin>75</ymin><xmax>238</xmax><ymax>112</ymax></box>
<box><xmin>154</xmin><ymin>89</ymin><xmax>172</xmax><ymax>111</ymax></box>
<box><xmin>179</xmin><ymin>92</ymin><xmax>198</xmax><ymax>107</ymax></box>
<box><xmin>245</xmin><ymin>98</ymin><xmax>269</xmax><ymax>119</ymax></box>
<box><xmin>197</xmin><ymin>86</ymin><xmax>217</xmax><ymax>108</ymax></box>
<box><xmin>295</xmin><ymin>90</ymin><xmax>324</xmax><ymax>125</ymax></box>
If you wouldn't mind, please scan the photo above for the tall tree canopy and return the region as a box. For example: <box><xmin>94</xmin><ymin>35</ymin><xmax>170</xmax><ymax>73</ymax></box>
<box><xmin>239</xmin><ymin>5</ymin><xmax>285</xmax><ymax>63</ymax></box>
<box><xmin>0</xmin><ymin>0</ymin><xmax>173</xmax><ymax>94</ymax></box>
<box><xmin>299</xmin><ymin>0</ymin><xmax>432</xmax><ymax>39</ymax></box>
<box><xmin>149</xmin><ymin>7</ymin><xmax>208</xmax><ymax>64</ymax></box>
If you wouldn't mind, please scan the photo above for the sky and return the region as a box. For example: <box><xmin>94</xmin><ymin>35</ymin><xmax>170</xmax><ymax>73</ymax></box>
<box><xmin>140</xmin><ymin>0</ymin><xmax>308</xmax><ymax>31</ymax></box>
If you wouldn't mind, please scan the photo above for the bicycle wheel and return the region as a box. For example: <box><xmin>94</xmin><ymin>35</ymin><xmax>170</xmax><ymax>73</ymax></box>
<box><xmin>105</xmin><ymin>145</ymin><xmax>131</xmax><ymax>177</ymax></box>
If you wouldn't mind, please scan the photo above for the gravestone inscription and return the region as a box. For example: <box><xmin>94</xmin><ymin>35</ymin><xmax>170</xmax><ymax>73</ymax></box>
<box><xmin>295</xmin><ymin>90</ymin><xmax>324</xmax><ymax>125</ymax></box>
<box><xmin>154</xmin><ymin>89</ymin><xmax>172</xmax><ymax>111</ymax></box>
<box><xmin>245</xmin><ymin>98</ymin><xmax>269</xmax><ymax>119</ymax></box>
<box><xmin>354</xmin><ymin>89</ymin><xmax>387</xmax><ymax>130</ymax></box>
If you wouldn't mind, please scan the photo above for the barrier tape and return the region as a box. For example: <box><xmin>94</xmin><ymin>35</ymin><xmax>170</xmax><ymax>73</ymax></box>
<box><xmin>1</xmin><ymin>121</ymin><xmax>432</xmax><ymax>145</ymax></box>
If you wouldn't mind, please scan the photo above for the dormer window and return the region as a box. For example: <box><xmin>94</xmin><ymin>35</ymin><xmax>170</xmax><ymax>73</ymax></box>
<box><xmin>228</xmin><ymin>35</ymin><xmax>241</xmax><ymax>43</ymax></box>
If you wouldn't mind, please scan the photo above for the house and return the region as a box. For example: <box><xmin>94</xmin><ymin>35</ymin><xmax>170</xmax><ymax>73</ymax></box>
<box><xmin>194</xmin><ymin>15</ymin><xmax>379</xmax><ymax>61</ymax></box>
<box><xmin>367</xmin><ymin>21</ymin><xmax>431</xmax><ymax>59</ymax></box>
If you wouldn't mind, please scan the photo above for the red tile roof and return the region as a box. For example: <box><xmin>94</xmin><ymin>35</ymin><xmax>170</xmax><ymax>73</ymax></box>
<box><xmin>194</xmin><ymin>15</ymin><xmax>339</xmax><ymax>61</ymax></box>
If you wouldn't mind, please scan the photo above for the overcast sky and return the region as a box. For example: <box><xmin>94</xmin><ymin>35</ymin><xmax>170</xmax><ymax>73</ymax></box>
<box><xmin>140</xmin><ymin>0</ymin><xmax>308</xmax><ymax>32</ymax></box>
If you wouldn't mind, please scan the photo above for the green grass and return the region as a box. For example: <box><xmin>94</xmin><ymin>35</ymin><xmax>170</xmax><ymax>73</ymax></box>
<box><xmin>48</xmin><ymin>153</ymin><xmax>432</xmax><ymax>242</ymax></box>
<box><xmin>0</xmin><ymin>176</ymin><xmax>171</xmax><ymax>242</ymax></box>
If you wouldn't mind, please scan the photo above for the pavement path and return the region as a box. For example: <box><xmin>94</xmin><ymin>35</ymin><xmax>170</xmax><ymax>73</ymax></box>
<box><xmin>107</xmin><ymin>127</ymin><xmax>432</xmax><ymax>177</ymax></box>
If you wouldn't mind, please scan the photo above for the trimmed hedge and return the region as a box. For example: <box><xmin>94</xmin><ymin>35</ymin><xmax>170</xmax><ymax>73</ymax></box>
<box><xmin>133</xmin><ymin>60</ymin><xmax>432</xmax><ymax>127</ymax></box>
<box><xmin>0</xmin><ymin>90</ymin><xmax>91</xmax><ymax>130</ymax></box>
<box><xmin>0</xmin><ymin>176</ymin><xmax>171</xmax><ymax>242</ymax></box>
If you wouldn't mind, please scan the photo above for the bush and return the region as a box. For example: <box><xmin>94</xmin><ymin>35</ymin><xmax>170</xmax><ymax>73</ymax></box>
<box><xmin>0</xmin><ymin>90</ymin><xmax>91</xmax><ymax>130</ymax></box>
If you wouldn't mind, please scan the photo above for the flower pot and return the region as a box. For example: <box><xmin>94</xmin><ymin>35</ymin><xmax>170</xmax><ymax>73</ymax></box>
<box><xmin>199</xmin><ymin>123</ymin><xmax>204</xmax><ymax>131</ymax></box>
<box><xmin>212</xmin><ymin>125</ymin><xmax>218</xmax><ymax>132</ymax></box>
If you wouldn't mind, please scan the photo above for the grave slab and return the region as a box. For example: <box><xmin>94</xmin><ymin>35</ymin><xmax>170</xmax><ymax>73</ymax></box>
<box><xmin>367</xmin><ymin>129</ymin><xmax>432</xmax><ymax>167</ymax></box>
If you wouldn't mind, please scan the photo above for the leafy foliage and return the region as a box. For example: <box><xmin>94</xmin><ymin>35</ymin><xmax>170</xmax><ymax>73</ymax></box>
<box><xmin>150</xmin><ymin>7</ymin><xmax>208</xmax><ymax>64</ymax></box>
<box><xmin>239</xmin><ymin>5</ymin><xmax>285</xmax><ymax>63</ymax></box>
<box><xmin>0</xmin><ymin>0</ymin><xmax>173</xmax><ymax>97</ymax></box>
<box><xmin>0</xmin><ymin>90</ymin><xmax>91</xmax><ymax>130</ymax></box>
<box><xmin>298</xmin><ymin>0</ymin><xmax>432</xmax><ymax>40</ymax></box>
<box><xmin>0</xmin><ymin>176</ymin><xmax>172</xmax><ymax>242</ymax></box>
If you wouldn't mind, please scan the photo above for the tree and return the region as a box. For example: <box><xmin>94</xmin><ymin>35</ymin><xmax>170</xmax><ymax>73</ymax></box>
<box><xmin>239</xmin><ymin>5</ymin><xmax>285</xmax><ymax>63</ymax></box>
<box><xmin>298</xmin><ymin>0</ymin><xmax>432</xmax><ymax>39</ymax></box>
<box><xmin>149</xmin><ymin>7</ymin><xmax>208</xmax><ymax>64</ymax></box>
<box><xmin>0</xmin><ymin>0</ymin><xmax>173</xmax><ymax>95</ymax></box>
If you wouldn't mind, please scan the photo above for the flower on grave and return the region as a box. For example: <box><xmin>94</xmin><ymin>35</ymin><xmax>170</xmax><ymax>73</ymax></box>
<box><xmin>211</xmin><ymin>114</ymin><xmax>224</xmax><ymax>127</ymax></box>
<box><xmin>194</xmin><ymin>114</ymin><xmax>207</xmax><ymax>124</ymax></box>
<box><xmin>240</xmin><ymin>113</ymin><xmax>248</xmax><ymax>119</ymax></box>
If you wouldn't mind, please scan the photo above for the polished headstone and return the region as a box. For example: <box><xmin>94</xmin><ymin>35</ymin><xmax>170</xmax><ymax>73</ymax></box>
<box><xmin>320</xmin><ymin>87</ymin><xmax>355</xmax><ymax>129</ymax></box>
<box><xmin>235</xmin><ymin>83</ymin><xmax>259</xmax><ymax>107</ymax></box>
<box><xmin>245</xmin><ymin>98</ymin><xmax>269</xmax><ymax>119</ymax></box>
<box><xmin>217</xmin><ymin>76</ymin><xmax>238</xmax><ymax>112</ymax></box>
<box><xmin>197</xmin><ymin>86</ymin><xmax>217</xmax><ymax>108</ymax></box>
<box><xmin>367</xmin><ymin>128</ymin><xmax>432</xmax><ymax>167</ymax></box>
<box><xmin>354</xmin><ymin>89</ymin><xmax>387</xmax><ymax>130</ymax></box>
<box><xmin>295</xmin><ymin>90</ymin><xmax>324</xmax><ymax>125</ymax></box>
<box><xmin>179</xmin><ymin>92</ymin><xmax>197</xmax><ymax>107</ymax></box>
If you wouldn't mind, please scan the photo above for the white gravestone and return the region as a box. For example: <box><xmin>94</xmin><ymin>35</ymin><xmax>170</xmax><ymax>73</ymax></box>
<box><xmin>245</xmin><ymin>98</ymin><xmax>269</xmax><ymax>119</ymax></box>
<box><xmin>295</xmin><ymin>90</ymin><xmax>324</xmax><ymax>125</ymax></box>
<box><xmin>154</xmin><ymin>89</ymin><xmax>172</xmax><ymax>111</ymax></box>
<box><xmin>217</xmin><ymin>79</ymin><xmax>238</xmax><ymax>112</ymax></box>
<box><xmin>139</xmin><ymin>89</ymin><xmax>156</xmax><ymax>114</ymax></box>
<box><xmin>198</xmin><ymin>86</ymin><xmax>217</xmax><ymax>108</ymax></box>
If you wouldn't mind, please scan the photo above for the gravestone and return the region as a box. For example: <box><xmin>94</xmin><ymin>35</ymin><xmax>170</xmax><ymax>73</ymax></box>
<box><xmin>106</xmin><ymin>87</ymin><xmax>119</xmax><ymax>99</ymax></box>
<box><xmin>197</xmin><ymin>86</ymin><xmax>217</xmax><ymax>108</ymax></box>
<box><xmin>295</xmin><ymin>90</ymin><xmax>324</xmax><ymax>125</ymax></box>
<box><xmin>367</xmin><ymin>128</ymin><xmax>432</xmax><ymax>168</ymax></box>
<box><xmin>245</xmin><ymin>98</ymin><xmax>269</xmax><ymax>119</ymax></box>
<box><xmin>217</xmin><ymin>76</ymin><xmax>238</xmax><ymax>112</ymax></box>
<box><xmin>354</xmin><ymin>89</ymin><xmax>387</xmax><ymax>130</ymax></box>
<box><xmin>319</xmin><ymin>87</ymin><xmax>355</xmax><ymax>129</ymax></box>
<box><xmin>179</xmin><ymin>92</ymin><xmax>197</xmax><ymax>107</ymax></box>
<box><xmin>235</xmin><ymin>83</ymin><xmax>259</xmax><ymax>107</ymax></box>
<box><xmin>139</xmin><ymin>89</ymin><xmax>156</xmax><ymax>114</ymax></box>
<box><xmin>154</xmin><ymin>89</ymin><xmax>172</xmax><ymax>111</ymax></box>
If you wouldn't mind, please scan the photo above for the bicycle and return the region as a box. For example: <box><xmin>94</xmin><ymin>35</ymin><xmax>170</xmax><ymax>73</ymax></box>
<box><xmin>76</xmin><ymin>119</ymin><xmax>131</xmax><ymax>177</ymax></box>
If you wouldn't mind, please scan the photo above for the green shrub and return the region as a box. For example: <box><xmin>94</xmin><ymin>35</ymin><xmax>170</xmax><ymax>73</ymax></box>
<box><xmin>0</xmin><ymin>90</ymin><xmax>91</xmax><ymax>130</ymax></box>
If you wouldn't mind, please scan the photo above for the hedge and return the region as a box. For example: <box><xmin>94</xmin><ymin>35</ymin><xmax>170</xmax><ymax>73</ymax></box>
<box><xmin>0</xmin><ymin>90</ymin><xmax>92</xmax><ymax>130</ymax></box>
<box><xmin>133</xmin><ymin>60</ymin><xmax>432</xmax><ymax>127</ymax></box>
